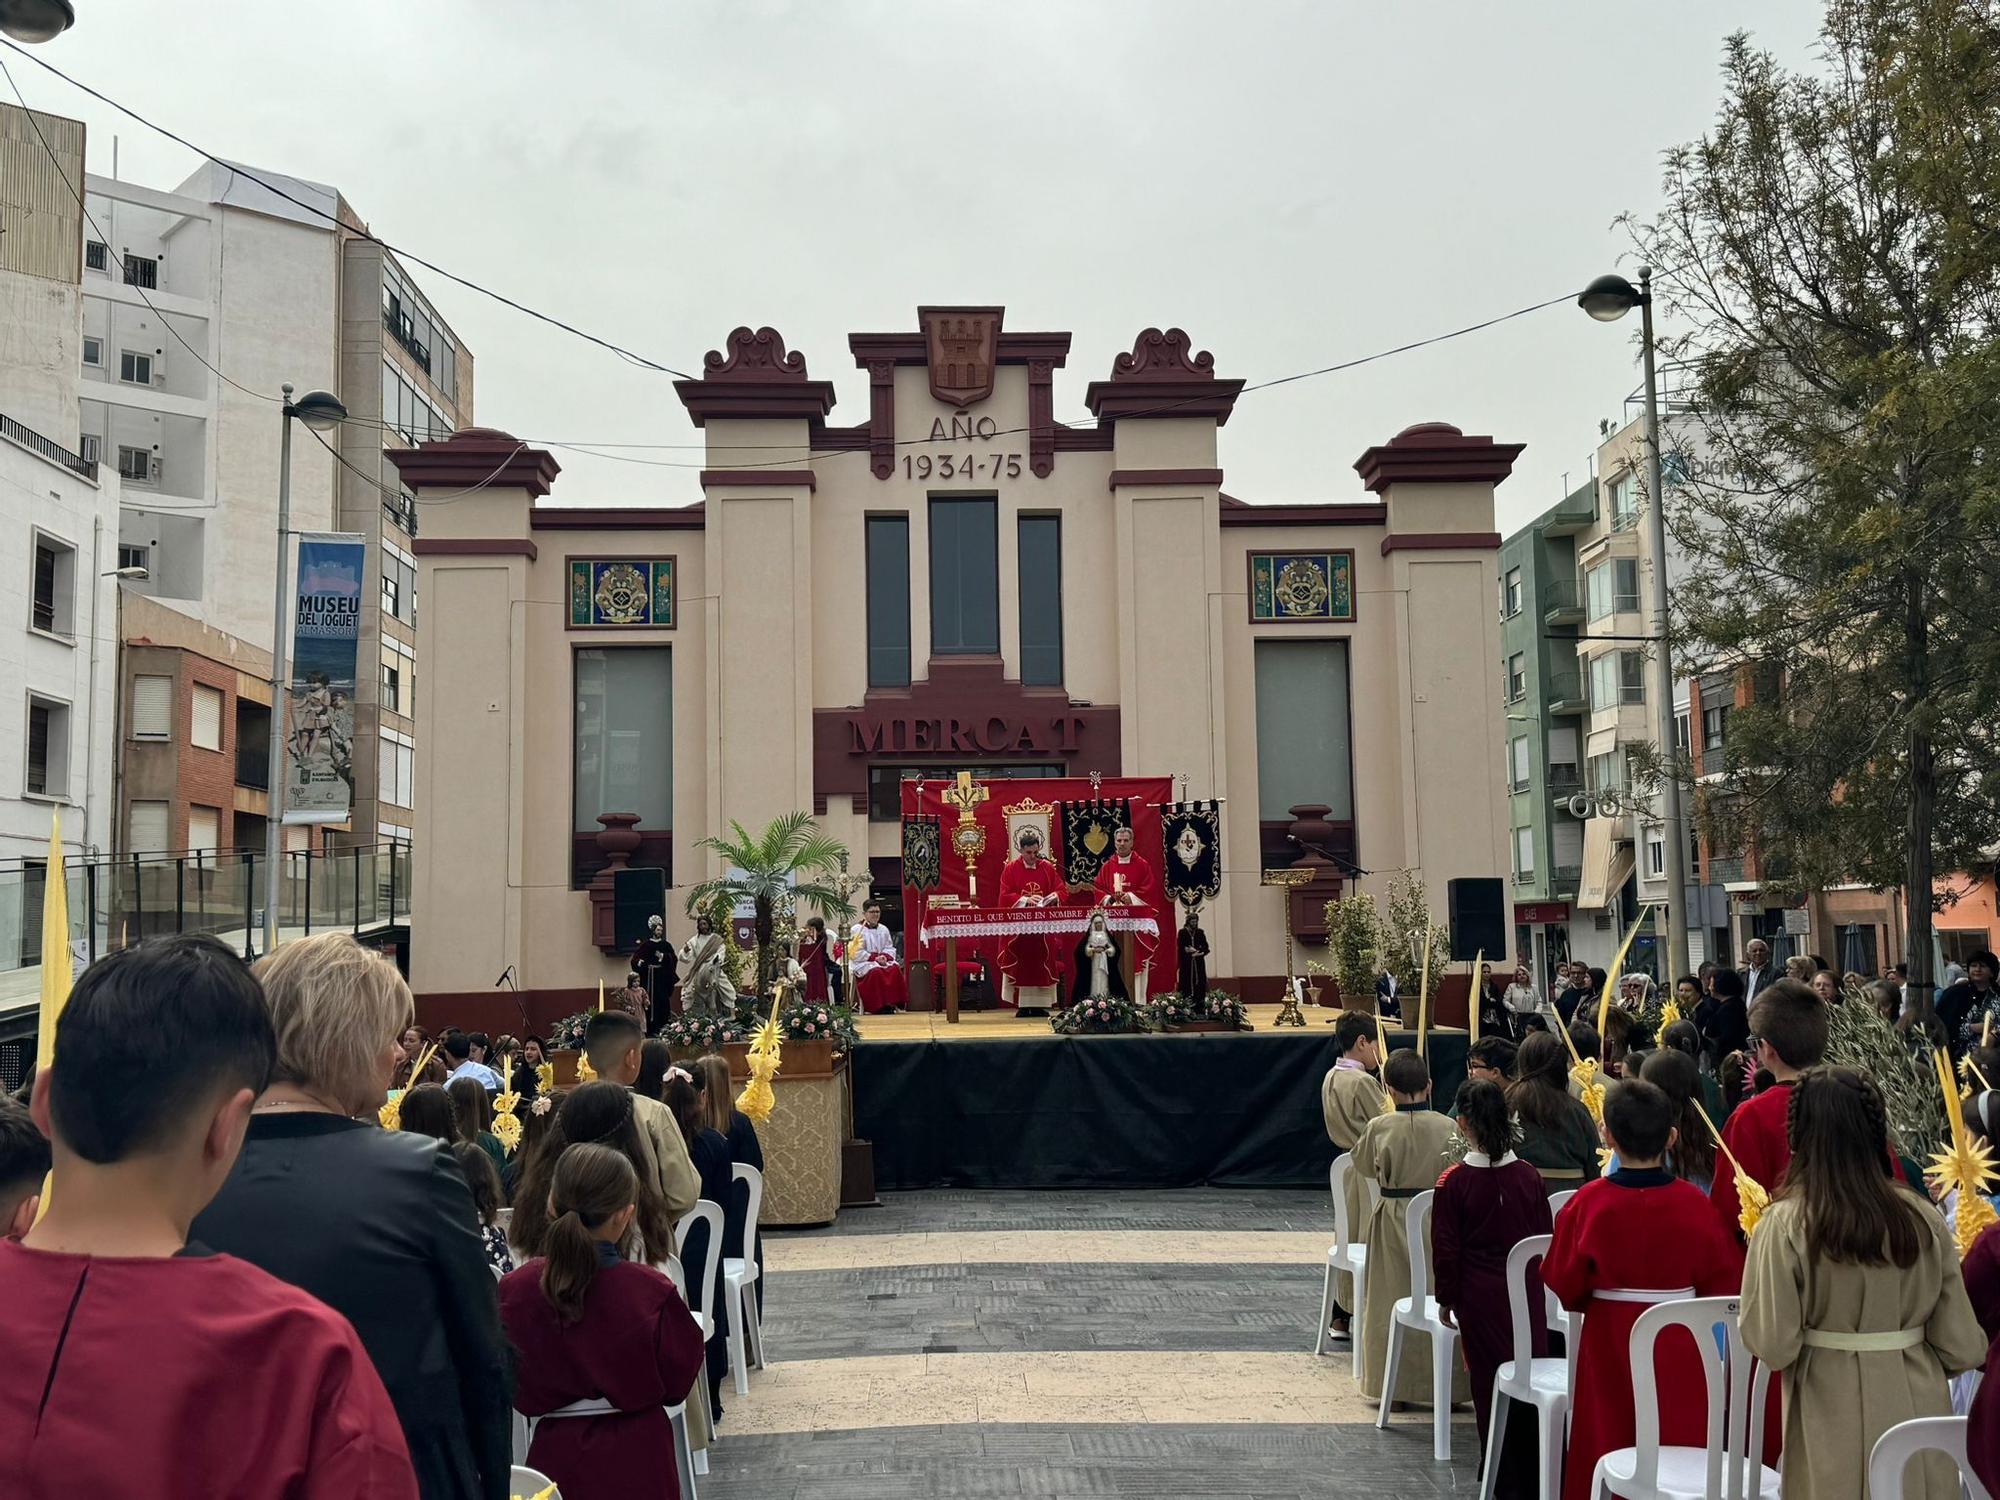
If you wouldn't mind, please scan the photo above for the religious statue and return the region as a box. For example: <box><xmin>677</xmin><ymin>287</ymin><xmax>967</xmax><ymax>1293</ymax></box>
<box><xmin>631</xmin><ymin>914</ymin><xmax>676</xmax><ymax>1014</ymax></box>
<box><xmin>610</xmin><ymin>969</ymin><xmax>650</xmax><ymax>1029</ymax></box>
<box><xmin>1069</xmin><ymin>909</ymin><xmax>1129</xmax><ymax>1006</ymax></box>
<box><xmin>1177</xmin><ymin>911</ymin><xmax>1210</xmax><ymax>1000</ymax></box>
<box><xmin>679</xmin><ymin>914</ymin><xmax>737</xmax><ymax>1017</ymax></box>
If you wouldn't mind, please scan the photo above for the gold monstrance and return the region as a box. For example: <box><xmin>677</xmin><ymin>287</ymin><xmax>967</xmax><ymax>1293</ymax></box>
<box><xmin>1260</xmin><ymin>867</ymin><xmax>1314</xmax><ymax>1028</ymax></box>
<box><xmin>940</xmin><ymin>771</ymin><xmax>990</xmax><ymax>902</ymax></box>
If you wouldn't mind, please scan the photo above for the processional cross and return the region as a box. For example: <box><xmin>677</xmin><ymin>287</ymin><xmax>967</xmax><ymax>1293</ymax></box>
<box><xmin>941</xmin><ymin>771</ymin><xmax>991</xmax><ymax>900</ymax></box>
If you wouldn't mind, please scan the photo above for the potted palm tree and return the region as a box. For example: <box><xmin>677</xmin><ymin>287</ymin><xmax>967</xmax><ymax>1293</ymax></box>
<box><xmin>683</xmin><ymin>811</ymin><xmax>858</xmax><ymax>1004</ymax></box>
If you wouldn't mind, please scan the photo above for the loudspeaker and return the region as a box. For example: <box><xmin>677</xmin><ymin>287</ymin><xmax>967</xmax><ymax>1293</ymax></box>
<box><xmin>612</xmin><ymin>867</ymin><xmax>667</xmax><ymax>955</ymax></box>
<box><xmin>1447</xmin><ymin>877</ymin><xmax>1507</xmax><ymax>960</ymax></box>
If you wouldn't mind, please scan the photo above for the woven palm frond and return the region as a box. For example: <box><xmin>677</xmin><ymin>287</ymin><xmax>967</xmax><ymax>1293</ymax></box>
<box><xmin>1825</xmin><ymin>993</ymin><xmax>1944</xmax><ymax>1163</ymax></box>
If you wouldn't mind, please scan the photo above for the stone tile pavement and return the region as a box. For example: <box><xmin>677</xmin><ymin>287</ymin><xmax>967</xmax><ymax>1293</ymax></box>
<box><xmin>695</xmin><ymin>1187</ymin><xmax>1480</xmax><ymax>1499</ymax></box>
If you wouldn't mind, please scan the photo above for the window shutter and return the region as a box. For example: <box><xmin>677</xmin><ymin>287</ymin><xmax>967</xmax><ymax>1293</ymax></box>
<box><xmin>191</xmin><ymin>684</ymin><xmax>224</xmax><ymax>751</ymax></box>
<box><xmin>131</xmin><ymin>675</ymin><xmax>172</xmax><ymax>738</ymax></box>
<box><xmin>128</xmin><ymin>800</ymin><xmax>168</xmax><ymax>852</ymax></box>
<box><xmin>187</xmin><ymin>806</ymin><xmax>220</xmax><ymax>853</ymax></box>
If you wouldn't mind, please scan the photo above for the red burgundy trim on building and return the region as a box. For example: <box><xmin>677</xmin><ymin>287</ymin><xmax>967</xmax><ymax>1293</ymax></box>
<box><xmin>1353</xmin><ymin>421</ymin><xmax>1524</xmax><ymax>493</ymax></box>
<box><xmin>532</xmin><ymin>508</ymin><xmax>712</xmax><ymax>532</ymax></box>
<box><xmin>388</xmin><ymin>427</ymin><xmax>561</xmax><ymax>496</ymax></box>
<box><xmin>1106</xmin><ymin>468</ymin><xmax>1225</xmax><ymax>490</ymax></box>
<box><xmin>673</xmin><ymin>327</ymin><xmax>838</xmax><ymax>426</ymax></box>
<box><xmin>698</xmin><ymin>469</ymin><xmax>817</xmax><ymax>489</ymax></box>
<box><xmin>1379</xmin><ymin>531</ymin><xmax>1504</xmax><ymax>554</ymax></box>
<box><xmin>1220</xmin><ymin>502</ymin><xmax>1389</xmax><ymax>528</ymax></box>
<box><xmin>1084</xmin><ymin>328</ymin><xmax>1245</xmax><ymax>428</ymax></box>
<box><xmin>810</xmin><ymin>657</ymin><xmax>1120</xmax><ymax>815</ymax></box>
<box><xmin>410</xmin><ymin>538</ymin><xmax>539</xmax><ymax>559</ymax></box>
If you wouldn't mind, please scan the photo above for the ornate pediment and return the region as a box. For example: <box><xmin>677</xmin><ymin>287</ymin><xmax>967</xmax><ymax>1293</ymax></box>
<box><xmin>1109</xmin><ymin>327</ymin><xmax>1216</xmax><ymax>381</ymax></box>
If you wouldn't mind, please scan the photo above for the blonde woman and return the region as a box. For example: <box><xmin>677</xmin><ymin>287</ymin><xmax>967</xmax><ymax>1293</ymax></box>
<box><xmin>190</xmin><ymin>932</ymin><xmax>511</xmax><ymax>1500</ymax></box>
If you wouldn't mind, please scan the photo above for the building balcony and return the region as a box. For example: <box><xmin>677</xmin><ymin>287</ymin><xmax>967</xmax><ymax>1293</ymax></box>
<box><xmin>1541</xmin><ymin>580</ymin><xmax>1584</xmax><ymax>627</ymax></box>
<box><xmin>1547</xmin><ymin>767</ymin><xmax>1582</xmax><ymax>799</ymax></box>
<box><xmin>1541</xmin><ymin>489</ymin><xmax>1598</xmax><ymax>536</ymax></box>
<box><xmin>0</xmin><ymin>411</ymin><xmax>96</xmax><ymax>480</ymax></box>
<box><xmin>1549</xmin><ymin>864</ymin><xmax>1582</xmax><ymax>894</ymax></box>
<box><xmin>1709</xmin><ymin>856</ymin><xmax>1746</xmax><ymax>886</ymax></box>
<box><xmin>1547</xmin><ymin>672</ymin><xmax>1586</xmax><ymax>715</ymax></box>
<box><xmin>1512</xmin><ymin>869</ymin><xmax>1538</xmax><ymax>887</ymax></box>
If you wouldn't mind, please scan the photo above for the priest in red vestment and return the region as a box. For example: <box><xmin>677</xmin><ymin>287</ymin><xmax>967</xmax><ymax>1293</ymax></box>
<box><xmin>2</xmin><ymin>934</ymin><xmax>418</xmax><ymax>1500</ymax></box>
<box><xmin>998</xmin><ymin>825</ymin><xmax>1072</xmax><ymax>1015</ymax></box>
<box><xmin>1093</xmin><ymin>825</ymin><xmax>1164</xmax><ymax>1003</ymax></box>
<box><xmin>1543</xmin><ymin>1079</ymin><xmax>1744</xmax><ymax>1500</ymax></box>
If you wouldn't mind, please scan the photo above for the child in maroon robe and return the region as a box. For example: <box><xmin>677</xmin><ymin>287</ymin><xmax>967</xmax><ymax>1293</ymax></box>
<box><xmin>1433</xmin><ymin>1079</ymin><xmax>1555</xmax><ymax>1500</ymax></box>
<box><xmin>1543</xmin><ymin>1078</ymin><xmax>1744</xmax><ymax>1500</ymax></box>
<box><xmin>0</xmin><ymin>935</ymin><xmax>417</xmax><ymax>1500</ymax></box>
<box><xmin>501</xmin><ymin>1141</ymin><xmax>707</xmax><ymax>1500</ymax></box>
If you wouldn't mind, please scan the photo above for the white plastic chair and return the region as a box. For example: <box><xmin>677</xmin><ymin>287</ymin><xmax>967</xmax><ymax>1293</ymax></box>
<box><xmin>1869</xmin><ymin>1415</ymin><xmax>1992</xmax><ymax>1500</ymax></box>
<box><xmin>509</xmin><ymin>1464</ymin><xmax>560</xmax><ymax>1498</ymax></box>
<box><xmin>1479</xmin><ymin>1234</ymin><xmax>1567</xmax><ymax>1500</ymax></box>
<box><xmin>1375</xmin><ymin>1188</ymin><xmax>1457</xmax><ymax>1462</ymax></box>
<box><xmin>673</xmin><ymin>1202</ymin><xmax>724</xmax><ymax>1470</ymax></box>
<box><xmin>1544</xmin><ymin>1189</ymin><xmax>1581</xmax><ymax>1398</ymax></box>
<box><xmin>722</xmin><ymin>1162</ymin><xmax>766</xmax><ymax>1396</ymax></box>
<box><xmin>1315</xmin><ymin>1155</ymin><xmax>1368</xmax><ymax>1377</ymax></box>
<box><xmin>1591</xmin><ymin>1295</ymin><xmax>1780</xmax><ymax>1500</ymax></box>
<box><xmin>646</xmin><ymin>1252</ymin><xmax>704</xmax><ymax>1490</ymax></box>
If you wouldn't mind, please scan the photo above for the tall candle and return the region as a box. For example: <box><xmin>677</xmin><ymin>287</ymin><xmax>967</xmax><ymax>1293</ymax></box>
<box><xmin>969</xmin><ymin>871</ymin><xmax>978</xmax><ymax>903</ymax></box>
<box><xmin>1113</xmin><ymin>873</ymin><xmax>1125</xmax><ymax>895</ymax></box>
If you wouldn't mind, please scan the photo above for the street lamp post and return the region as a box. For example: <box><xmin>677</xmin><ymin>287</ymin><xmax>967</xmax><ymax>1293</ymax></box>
<box><xmin>1580</xmin><ymin>267</ymin><xmax>1692</xmax><ymax>976</ymax></box>
<box><xmin>264</xmin><ymin>384</ymin><xmax>347</xmax><ymax>956</ymax></box>
<box><xmin>0</xmin><ymin>0</ymin><xmax>74</xmax><ymax>42</ymax></box>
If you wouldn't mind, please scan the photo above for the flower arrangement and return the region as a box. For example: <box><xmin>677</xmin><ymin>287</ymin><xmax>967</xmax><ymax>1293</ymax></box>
<box><xmin>546</xmin><ymin>1010</ymin><xmax>594</xmax><ymax>1054</ymax></box>
<box><xmin>662</xmin><ymin>1011</ymin><xmax>746</xmax><ymax>1051</ymax></box>
<box><xmin>781</xmin><ymin>999</ymin><xmax>859</xmax><ymax>1051</ymax></box>
<box><xmin>1053</xmin><ymin>991</ymin><xmax>1145</xmax><ymax>1035</ymax></box>
<box><xmin>1144</xmin><ymin>989</ymin><xmax>1249</xmax><ymax>1031</ymax></box>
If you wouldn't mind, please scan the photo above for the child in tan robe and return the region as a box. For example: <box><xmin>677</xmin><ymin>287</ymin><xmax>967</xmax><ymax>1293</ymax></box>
<box><xmin>1741</xmin><ymin>1067</ymin><xmax>1985</xmax><ymax>1500</ymax></box>
<box><xmin>1320</xmin><ymin>1012</ymin><xmax>1387</xmax><ymax>1336</ymax></box>
<box><xmin>1351</xmin><ymin>1048</ymin><xmax>1467</xmax><ymax>1407</ymax></box>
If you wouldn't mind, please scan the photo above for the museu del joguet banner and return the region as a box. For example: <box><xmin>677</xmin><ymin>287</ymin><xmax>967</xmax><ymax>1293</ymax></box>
<box><xmin>284</xmin><ymin>533</ymin><xmax>364</xmax><ymax>824</ymax></box>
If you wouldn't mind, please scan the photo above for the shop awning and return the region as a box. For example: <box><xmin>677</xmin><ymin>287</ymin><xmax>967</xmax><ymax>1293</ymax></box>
<box><xmin>1585</xmin><ymin>727</ymin><xmax>1620</xmax><ymax>761</ymax></box>
<box><xmin>1577</xmin><ymin>818</ymin><xmax>1636</xmax><ymax>910</ymax></box>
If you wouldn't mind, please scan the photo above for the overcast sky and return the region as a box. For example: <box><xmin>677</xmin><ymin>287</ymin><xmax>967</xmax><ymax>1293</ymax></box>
<box><xmin>13</xmin><ymin>0</ymin><xmax>1826</xmax><ymax>533</ymax></box>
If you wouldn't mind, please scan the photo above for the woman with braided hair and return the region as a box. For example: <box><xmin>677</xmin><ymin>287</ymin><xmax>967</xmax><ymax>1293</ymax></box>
<box><xmin>1741</xmin><ymin>1068</ymin><xmax>1985</xmax><ymax>1500</ymax></box>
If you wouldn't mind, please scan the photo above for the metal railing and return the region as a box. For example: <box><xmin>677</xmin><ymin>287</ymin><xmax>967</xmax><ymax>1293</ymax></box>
<box><xmin>0</xmin><ymin>410</ymin><xmax>98</xmax><ymax>480</ymax></box>
<box><xmin>0</xmin><ymin>843</ymin><xmax>411</xmax><ymax>1016</ymax></box>
<box><xmin>1547</xmin><ymin>672</ymin><xmax>1585</xmax><ymax>708</ymax></box>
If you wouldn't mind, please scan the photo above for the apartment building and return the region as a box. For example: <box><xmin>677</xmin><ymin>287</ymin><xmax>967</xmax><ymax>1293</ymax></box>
<box><xmin>69</xmin><ymin>146</ymin><xmax>471</xmax><ymax>852</ymax></box>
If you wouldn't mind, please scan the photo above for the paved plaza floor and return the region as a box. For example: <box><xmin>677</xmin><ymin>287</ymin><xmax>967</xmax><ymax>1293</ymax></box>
<box><xmin>699</xmin><ymin>1187</ymin><xmax>1478</xmax><ymax>1500</ymax></box>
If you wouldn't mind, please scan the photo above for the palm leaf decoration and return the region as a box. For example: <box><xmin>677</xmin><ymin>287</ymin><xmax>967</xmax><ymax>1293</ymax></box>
<box><xmin>682</xmin><ymin>811</ymin><xmax>856</xmax><ymax>997</ymax></box>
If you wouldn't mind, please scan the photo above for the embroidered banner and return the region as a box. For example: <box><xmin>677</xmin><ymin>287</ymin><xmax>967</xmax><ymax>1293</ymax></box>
<box><xmin>1248</xmin><ymin>551</ymin><xmax>1355</xmax><ymax>623</ymax></box>
<box><xmin>1159</xmin><ymin>800</ymin><xmax>1223</xmax><ymax>908</ymax></box>
<box><xmin>1058</xmin><ymin>796</ymin><xmax>1133</xmax><ymax>886</ymax></box>
<box><xmin>901</xmin><ymin>813</ymin><xmax>942</xmax><ymax>892</ymax></box>
<box><xmin>568</xmin><ymin>557</ymin><xmax>675</xmax><ymax>628</ymax></box>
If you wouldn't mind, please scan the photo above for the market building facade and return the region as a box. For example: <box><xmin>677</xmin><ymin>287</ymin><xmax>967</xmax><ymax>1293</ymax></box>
<box><xmin>399</xmin><ymin>310</ymin><xmax>1521</xmax><ymax>1027</ymax></box>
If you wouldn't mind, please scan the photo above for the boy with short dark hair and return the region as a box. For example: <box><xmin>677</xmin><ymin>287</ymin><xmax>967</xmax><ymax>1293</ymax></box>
<box><xmin>1709</xmin><ymin>977</ymin><xmax>1898</xmax><ymax>1241</ymax></box>
<box><xmin>1543</xmin><ymin>1077</ymin><xmax>1742</xmax><ymax>1500</ymax></box>
<box><xmin>1350</xmin><ymin>1050</ymin><xmax>1465</xmax><ymax>1408</ymax></box>
<box><xmin>1464</xmin><ymin>1035</ymin><xmax>1517</xmax><ymax>1084</ymax></box>
<box><xmin>0</xmin><ymin>1094</ymin><xmax>50</xmax><ymax>1238</ymax></box>
<box><xmin>1319</xmin><ymin>1011</ymin><xmax>1387</xmax><ymax>1341</ymax></box>
<box><xmin>584</xmin><ymin>1007</ymin><xmax>698</xmax><ymax>1217</ymax></box>
<box><xmin>0</xmin><ymin>934</ymin><xmax>417</xmax><ymax>1497</ymax></box>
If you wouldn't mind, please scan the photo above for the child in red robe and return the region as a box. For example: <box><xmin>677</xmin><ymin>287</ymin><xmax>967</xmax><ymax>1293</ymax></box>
<box><xmin>1434</xmin><ymin>1078</ymin><xmax>1556</xmax><ymax>1500</ymax></box>
<box><xmin>1543</xmin><ymin>1078</ymin><xmax>1744</xmax><ymax>1500</ymax></box>
<box><xmin>1711</xmin><ymin>979</ymin><xmax>1904</xmax><ymax>1242</ymax></box>
<box><xmin>0</xmin><ymin>935</ymin><xmax>417</xmax><ymax>1500</ymax></box>
<box><xmin>501</xmin><ymin>1140</ymin><xmax>708</xmax><ymax>1500</ymax></box>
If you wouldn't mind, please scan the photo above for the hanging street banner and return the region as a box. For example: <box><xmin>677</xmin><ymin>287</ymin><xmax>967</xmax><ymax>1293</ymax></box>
<box><xmin>284</xmin><ymin>532</ymin><xmax>364</xmax><ymax>825</ymax></box>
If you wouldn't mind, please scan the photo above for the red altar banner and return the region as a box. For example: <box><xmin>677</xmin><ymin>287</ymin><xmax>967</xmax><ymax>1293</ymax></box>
<box><xmin>899</xmin><ymin>774</ymin><xmax>1175</xmax><ymax>996</ymax></box>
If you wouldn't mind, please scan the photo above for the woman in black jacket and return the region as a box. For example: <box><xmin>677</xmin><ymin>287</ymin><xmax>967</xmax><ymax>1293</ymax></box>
<box><xmin>190</xmin><ymin>933</ymin><xmax>511</xmax><ymax>1500</ymax></box>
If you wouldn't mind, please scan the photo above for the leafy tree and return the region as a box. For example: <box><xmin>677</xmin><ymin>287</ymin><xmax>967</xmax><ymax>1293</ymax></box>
<box><xmin>1629</xmin><ymin>0</ymin><xmax>2000</xmax><ymax>1010</ymax></box>
<box><xmin>683</xmin><ymin>812</ymin><xmax>856</xmax><ymax>997</ymax></box>
<box><xmin>1380</xmin><ymin>870</ymin><xmax>1453</xmax><ymax>999</ymax></box>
